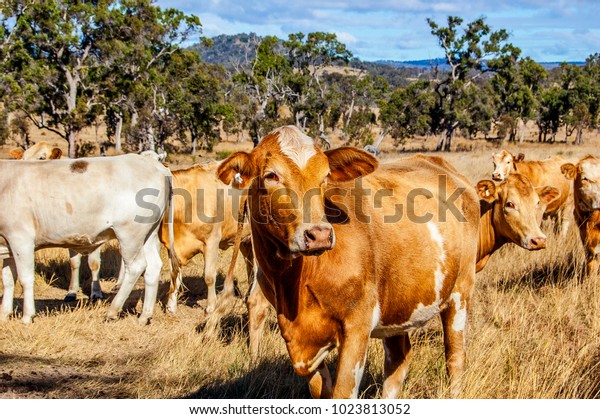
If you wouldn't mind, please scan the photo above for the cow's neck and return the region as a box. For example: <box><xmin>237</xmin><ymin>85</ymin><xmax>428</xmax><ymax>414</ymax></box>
<box><xmin>477</xmin><ymin>201</ymin><xmax>506</xmax><ymax>272</ymax></box>
<box><xmin>250</xmin><ymin>224</ymin><xmax>307</xmax><ymax>321</ymax></box>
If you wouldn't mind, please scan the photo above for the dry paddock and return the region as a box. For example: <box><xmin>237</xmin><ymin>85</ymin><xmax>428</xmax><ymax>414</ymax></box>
<box><xmin>0</xmin><ymin>143</ymin><xmax>599</xmax><ymax>399</ymax></box>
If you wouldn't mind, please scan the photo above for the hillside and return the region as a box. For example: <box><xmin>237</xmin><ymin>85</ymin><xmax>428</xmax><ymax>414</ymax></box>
<box><xmin>191</xmin><ymin>33</ymin><xmax>432</xmax><ymax>88</ymax></box>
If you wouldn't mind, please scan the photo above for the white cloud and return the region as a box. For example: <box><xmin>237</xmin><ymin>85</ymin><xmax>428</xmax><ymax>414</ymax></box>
<box><xmin>156</xmin><ymin>0</ymin><xmax>600</xmax><ymax>62</ymax></box>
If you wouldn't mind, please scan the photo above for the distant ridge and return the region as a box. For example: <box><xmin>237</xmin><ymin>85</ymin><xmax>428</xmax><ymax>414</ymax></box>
<box><xmin>374</xmin><ymin>58</ymin><xmax>585</xmax><ymax>70</ymax></box>
<box><xmin>192</xmin><ymin>34</ymin><xmax>588</xmax><ymax>72</ymax></box>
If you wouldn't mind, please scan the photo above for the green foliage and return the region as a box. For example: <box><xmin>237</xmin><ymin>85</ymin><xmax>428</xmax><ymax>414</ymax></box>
<box><xmin>427</xmin><ymin>15</ymin><xmax>519</xmax><ymax>150</ymax></box>
<box><xmin>379</xmin><ymin>80</ymin><xmax>434</xmax><ymax>145</ymax></box>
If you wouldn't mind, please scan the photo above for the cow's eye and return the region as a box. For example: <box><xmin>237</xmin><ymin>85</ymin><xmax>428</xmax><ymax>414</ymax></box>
<box><xmin>264</xmin><ymin>172</ymin><xmax>279</xmax><ymax>183</ymax></box>
<box><xmin>505</xmin><ymin>201</ymin><xmax>515</xmax><ymax>210</ymax></box>
<box><xmin>581</xmin><ymin>177</ymin><xmax>590</xmax><ymax>183</ymax></box>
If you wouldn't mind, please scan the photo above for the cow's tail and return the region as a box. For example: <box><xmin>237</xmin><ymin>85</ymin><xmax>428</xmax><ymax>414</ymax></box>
<box><xmin>166</xmin><ymin>174</ymin><xmax>181</xmax><ymax>294</ymax></box>
<box><xmin>222</xmin><ymin>193</ymin><xmax>248</xmax><ymax>301</ymax></box>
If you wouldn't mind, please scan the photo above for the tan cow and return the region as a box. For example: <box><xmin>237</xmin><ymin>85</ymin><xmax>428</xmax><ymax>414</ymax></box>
<box><xmin>561</xmin><ymin>155</ymin><xmax>600</xmax><ymax>275</ymax></box>
<box><xmin>491</xmin><ymin>150</ymin><xmax>572</xmax><ymax>235</ymax></box>
<box><xmin>10</xmin><ymin>142</ymin><xmax>64</xmax><ymax>160</ymax></box>
<box><xmin>157</xmin><ymin>162</ymin><xmax>253</xmax><ymax>314</ymax></box>
<box><xmin>217</xmin><ymin>125</ymin><xmax>479</xmax><ymax>398</ymax></box>
<box><xmin>476</xmin><ymin>174</ymin><xmax>560</xmax><ymax>272</ymax></box>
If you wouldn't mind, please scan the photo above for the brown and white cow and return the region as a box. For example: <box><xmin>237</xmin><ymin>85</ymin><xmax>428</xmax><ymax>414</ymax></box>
<box><xmin>217</xmin><ymin>126</ymin><xmax>480</xmax><ymax>398</ymax></box>
<box><xmin>561</xmin><ymin>155</ymin><xmax>600</xmax><ymax>275</ymax></box>
<box><xmin>476</xmin><ymin>174</ymin><xmax>560</xmax><ymax>272</ymax></box>
<box><xmin>491</xmin><ymin>150</ymin><xmax>572</xmax><ymax>235</ymax></box>
<box><xmin>158</xmin><ymin>161</ymin><xmax>252</xmax><ymax>314</ymax></box>
<box><xmin>0</xmin><ymin>154</ymin><xmax>176</xmax><ymax>324</ymax></box>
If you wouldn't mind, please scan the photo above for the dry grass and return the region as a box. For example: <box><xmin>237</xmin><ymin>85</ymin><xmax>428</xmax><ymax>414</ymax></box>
<box><xmin>1</xmin><ymin>126</ymin><xmax>600</xmax><ymax>399</ymax></box>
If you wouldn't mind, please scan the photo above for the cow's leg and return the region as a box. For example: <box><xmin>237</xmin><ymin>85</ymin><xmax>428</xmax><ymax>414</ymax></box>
<box><xmin>11</xmin><ymin>242</ymin><xmax>36</xmax><ymax>324</ymax></box>
<box><xmin>381</xmin><ymin>334</ymin><xmax>412</xmax><ymax>399</ymax></box>
<box><xmin>585</xmin><ymin>247</ymin><xmax>599</xmax><ymax>276</ymax></box>
<box><xmin>138</xmin><ymin>233</ymin><xmax>162</xmax><ymax>325</ymax></box>
<box><xmin>105</xmin><ymin>242</ymin><xmax>147</xmax><ymax>322</ymax></box>
<box><xmin>440</xmin><ymin>292</ymin><xmax>469</xmax><ymax>398</ymax></box>
<box><xmin>247</xmin><ymin>276</ymin><xmax>272</xmax><ymax>362</ymax></box>
<box><xmin>331</xmin><ymin>329</ymin><xmax>370</xmax><ymax>398</ymax></box>
<box><xmin>88</xmin><ymin>247</ymin><xmax>103</xmax><ymax>301</ymax></box>
<box><xmin>166</xmin><ymin>270</ymin><xmax>182</xmax><ymax>314</ymax></box>
<box><xmin>202</xmin><ymin>236</ymin><xmax>221</xmax><ymax>314</ymax></box>
<box><xmin>1</xmin><ymin>258</ymin><xmax>17</xmax><ymax>321</ymax></box>
<box><xmin>307</xmin><ymin>363</ymin><xmax>333</xmax><ymax>399</ymax></box>
<box><xmin>114</xmin><ymin>258</ymin><xmax>125</xmax><ymax>289</ymax></box>
<box><xmin>65</xmin><ymin>250</ymin><xmax>82</xmax><ymax>302</ymax></box>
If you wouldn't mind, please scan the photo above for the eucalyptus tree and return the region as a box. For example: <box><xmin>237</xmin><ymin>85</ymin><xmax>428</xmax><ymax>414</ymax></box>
<box><xmin>378</xmin><ymin>79</ymin><xmax>435</xmax><ymax>146</ymax></box>
<box><xmin>0</xmin><ymin>0</ymin><xmax>200</xmax><ymax>157</ymax></box>
<box><xmin>98</xmin><ymin>0</ymin><xmax>201</xmax><ymax>153</ymax></box>
<box><xmin>164</xmin><ymin>49</ymin><xmax>235</xmax><ymax>153</ymax></box>
<box><xmin>283</xmin><ymin>32</ymin><xmax>352</xmax><ymax>141</ymax></box>
<box><xmin>231</xmin><ymin>35</ymin><xmax>292</xmax><ymax>145</ymax></box>
<box><xmin>427</xmin><ymin>16</ymin><xmax>517</xmax><ymax>151</ymax></box>
<box><xmin>0</xmin><ymin>0</ymin><xmax>110</xmax><ymax>157</ymax></box>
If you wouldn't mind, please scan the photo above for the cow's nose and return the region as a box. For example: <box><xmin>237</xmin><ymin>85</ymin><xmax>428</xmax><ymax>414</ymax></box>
<box><xmin>491</xmin><ymin>173</ymin><xmax>503</xmax><ymax>181</ymax></box>
<box><xmin>304</xmin><ymin>225</ymin><xmax>334</xmax><ymax>252</ymax></box>
<box><xmin>528</xmin><ymin>236</ymin><xmax>547</xmax><ymax>250</ymax></box>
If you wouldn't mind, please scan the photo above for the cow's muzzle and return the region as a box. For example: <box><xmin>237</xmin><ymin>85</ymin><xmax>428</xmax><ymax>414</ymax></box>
<box><xmin>524</xmin><ymin>235</ymin><xmax>547</xmax><ymax>250</ymax></box>
<box><xmin>491</xmin><ymin>172</ymin><xmax>504</xmax><ymax>181</ymax></box>
<box><xmin>290</xmin><ymin>224</ymin><xmax>335</xmax><ymax>256</ymax></box>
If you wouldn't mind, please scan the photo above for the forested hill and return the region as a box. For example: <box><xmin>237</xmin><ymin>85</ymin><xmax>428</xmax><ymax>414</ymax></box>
<box><xmin>190</xmin><ymin>33</ymin><xmax>427</xmax><ymax>88</ymax></box>
<box><xmin>192</xmin><ymin>33</ymin><xmax>583</xmax><ymax>73</ymax></box>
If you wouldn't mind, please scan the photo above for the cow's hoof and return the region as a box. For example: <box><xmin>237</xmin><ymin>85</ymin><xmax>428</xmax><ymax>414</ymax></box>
<box><xmin>205</xmin><ymin>305</ymin><xmax>215</xmax><ymax>314</ymax></box>
<box><xmin>91</xmin><ymin>294</ymin><xmax>104</xmax><ymax>303</ymax></box>
<box><xmin>138</xmin><ymin>316</ymin><xmax>151</xmax><ymax>326</ymax></box>
<box><xmin>64</xmin><ymin>293</ymin><xmax>77</xmax><ymax>303</ymax></box>
<box><xmin>104</xmin><ymin>310</ymin><xmax>119</xmax><ymax>322</ymax></box>
<box><xmin>21</xmin><ymin>316</ymin><xmax>33</xmax><ymax>324</ymax></box>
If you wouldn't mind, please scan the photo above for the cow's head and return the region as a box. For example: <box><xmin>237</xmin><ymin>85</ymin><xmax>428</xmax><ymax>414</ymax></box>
<box><xmin>562</xmin><ymin>156</ymin><xmax>600</xmax><ymax>211</ymax></box>
<box><xmin>477</xmin><ymin>173</ymin><xmax>560</xmax><ymax>250</ymax></box>
<box><xmin>491</xmin><ymin>150</ymin><xmax>524</xmax><ymax>182</ymax></box>
<box><xmin>20</xmin><ymin>142</ymin><xmax>63</xmax><ymax>160</ymax></box>
<box><xmin>217</xmin><ymin>125</ymin><xmax>378</xmax><ymax>259</ymax></box>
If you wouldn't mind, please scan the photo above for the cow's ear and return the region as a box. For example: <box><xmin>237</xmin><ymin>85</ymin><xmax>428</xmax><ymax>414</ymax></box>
<box><xmin>476</xmin><ymin>180</ymin><xmax>497</xmax><ymax>203</ymax></box>
<box><xmin>50</xmin><ymin>148</ymin><xmax>62</xmax><ymax>159</ymax></box>
<box><xmin>9</xmin><ymin>148</ymin><xmax>24</xmax><ymax>160</ymax></box>
<box><xmin>515</xmin><ymin>153</ymin><xmax>525</xmax><ymax>162</ymax></box>
<box><xmin>561</xmin><ymin>163</ymin><xmax>577</xmax><ymax>180</ymax></box>
<box><xmin>217</xmin><ymin>152</ymin><xmax>256</xmax><ymax>189</ymax></box>
<box><xmin>325</xmin><ymin>147</ymin><xmax>378</xmax><ymax>182</ymax></box>
<box><xmin>536</xmin><ymin>186</ymin><xmax>560</xmax><ymax>205</ymax></box>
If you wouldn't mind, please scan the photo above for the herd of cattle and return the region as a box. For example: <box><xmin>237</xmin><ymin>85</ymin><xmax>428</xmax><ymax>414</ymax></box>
<box><xmin>0</xmin><ymin>126</ymin><xmax>599</xmax><ymax>399</ymax></box>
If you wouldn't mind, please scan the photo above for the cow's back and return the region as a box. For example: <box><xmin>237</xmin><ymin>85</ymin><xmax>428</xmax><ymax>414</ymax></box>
<box><xmin>322</xmin><ymin>155</ymin><xmax>479</xmax><ymax>332</ymax></box>
<box><xmin>516</xmin><ymin>156</ymin><xmax>571</xmax><ymax>213</ymax></box>
<box><xmin>0</xmin><ymin>154</ymin><xmax>169</xmax><ymax>250</ymax></box>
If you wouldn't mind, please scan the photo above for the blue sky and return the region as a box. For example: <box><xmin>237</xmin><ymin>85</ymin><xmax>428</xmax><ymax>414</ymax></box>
<box><xmin>155</xmin><ymin>1</ymin><xmax>600</xmax><ymax>63</ymax></box>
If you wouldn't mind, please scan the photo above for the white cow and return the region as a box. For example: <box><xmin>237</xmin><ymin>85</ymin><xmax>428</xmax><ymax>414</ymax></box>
<box><xmin>0</xmin><ymin>154</ymin><xmax>176</xmax><ymax>324</ymax></box>
<box><xmin>11</xmin><ymin>142</ymin><xmax>104</xmax><ymax>302</ymax></box>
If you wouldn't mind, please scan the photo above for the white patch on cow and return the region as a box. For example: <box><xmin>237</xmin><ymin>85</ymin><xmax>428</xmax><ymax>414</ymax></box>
<box><xmin>427</xmin><ymin>221</ymin><xmax>446</xmax><ymax>296</ymax></box>
<box><xmin>293</xmin><ymin>344</ymin><xmax>333</xmax><ymax>374</ymax></box>
<box><xmin>450</xmin><ymin>292</ymin><xmax>467</xmax><ymax>332</ymax></box>
<box><xmin>371</xmin><ymin>302</ymin><xmax>381</xmax><ymax>332</ymax></box>
<box><xmin>276</xmin><ymin>126</ymin><xmax>317</xmax><ymax>169</ymax></box>
<box><xmin>384</xmin><ymin>385</ymin><xmax>400</xmax><ymax>399</ymax></box>
<box><xmin>371</xmin><ymin>222</ymin><xmax>448</xmax><ymax>337</ymax></box>
<box><xmin>351</xmin><ymin>360</ymin><xmax>366</xmax><ymax>398</ymax></box>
